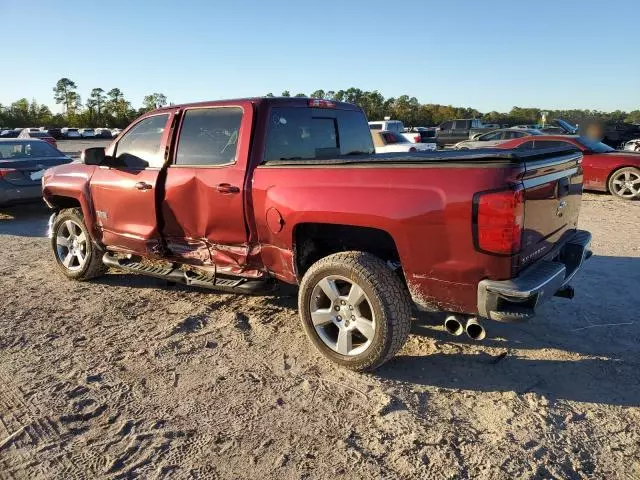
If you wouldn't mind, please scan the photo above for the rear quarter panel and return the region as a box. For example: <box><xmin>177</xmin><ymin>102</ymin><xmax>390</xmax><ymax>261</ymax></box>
<box><xmin>251</xmin><ymin>163</ymin><xmax>524</xmax><ymax>313</ymax></box>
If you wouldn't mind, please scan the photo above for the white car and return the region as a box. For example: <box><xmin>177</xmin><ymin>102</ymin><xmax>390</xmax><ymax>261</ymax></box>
<box><xmin>111</xmin><ymin>128</ymin><xmax>122</xmax><ymax>137</ymax></box>
<box><xmin>80</xmin><ymin>128</ymin><xmax>96</xmax><ymax>138</ymax></box>
<box><xmin>454</xmin><ymin>128</ymin><xmax>541</xmax><ymax>150</ymax></box>
<box><xmin>61</xmin><ymin>127</ymin><xmax>82</xmax><ymax>139</ymax></box>
<box><xmin>371</xmin><ymin>130</ymin><xmax>436</xmax><ymax>153</ymax></box>
<box><xmin>369</xmin><ymin>119</ymin><xmax>427</xmax><ymax>144</ymax></box>
<box><xmin>623</xmin><ymin>139</ymin><xmax>640</xmax><ymax>152</ymax></box>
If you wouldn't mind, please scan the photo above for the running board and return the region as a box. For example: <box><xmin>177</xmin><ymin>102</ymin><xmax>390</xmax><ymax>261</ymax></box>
<box><xmin>102</xmin><ymin>253</ymin><xmax>275</xmax><ymax>294</ymax></box>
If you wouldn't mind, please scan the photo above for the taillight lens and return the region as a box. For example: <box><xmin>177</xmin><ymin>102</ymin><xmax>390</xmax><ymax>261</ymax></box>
<box><xmin>474</xmin><ymin>187</ymin><xmax>524</xmax><ymax>255</ymax></box>
<box><xmin>414</xmin><ymin>135</ymin><xmax>421</xmax><ymax>142</ymax></box>
<box><xmin>0</xmin><ymin>168</ymin><xmax>17</xmax><ymax>178</ymax></box>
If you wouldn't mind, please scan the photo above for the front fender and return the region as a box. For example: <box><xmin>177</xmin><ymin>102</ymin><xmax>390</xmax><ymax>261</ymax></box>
<box><xmin>42</xmin><ymin>164</ymin><xmax>99</xmax><ymax>242</ymax></box>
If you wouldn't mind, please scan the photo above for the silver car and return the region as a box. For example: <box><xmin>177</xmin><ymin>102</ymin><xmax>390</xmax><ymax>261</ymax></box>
<box><xmin>454</xmin><ymin>128</ymin><xmax>541</xmax><ymax>150</ymax></box>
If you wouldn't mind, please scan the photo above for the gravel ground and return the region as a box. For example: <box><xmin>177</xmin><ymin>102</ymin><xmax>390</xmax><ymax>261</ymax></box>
<box><xmin>0</xmin><ymin>160</ymin><xmax>639</xmax><ymax>478</ymax></box>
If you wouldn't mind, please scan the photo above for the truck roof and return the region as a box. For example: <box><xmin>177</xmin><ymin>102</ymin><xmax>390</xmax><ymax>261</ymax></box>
<box><xmin>154</xmin><ymin>97</ymin><xmax>363</xmax><ymax>112</ymax></box>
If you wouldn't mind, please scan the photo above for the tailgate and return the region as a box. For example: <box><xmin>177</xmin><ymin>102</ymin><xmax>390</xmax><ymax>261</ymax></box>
<box><xmin>518</xmin><ymin>147</ymin><xmax>584</xmax><ymax>270</ymax></box>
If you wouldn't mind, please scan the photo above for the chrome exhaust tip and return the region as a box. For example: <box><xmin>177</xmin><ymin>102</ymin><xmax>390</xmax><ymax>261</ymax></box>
<box><xmin>444</xmin><ymin>315</ymin><xmax>464</xmax><ymax>336</ymax></box>
<box><xmin>465</xmin><ymin>317</ymin><xmax>486</xmax><ymax>341</ymax></box>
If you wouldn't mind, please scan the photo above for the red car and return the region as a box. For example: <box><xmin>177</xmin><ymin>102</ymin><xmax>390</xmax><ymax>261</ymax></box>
<box><xmin>18</xmin><ymin>129</ymin><xmax>57</xmax><ymax>148</ymax></box>
<box><xmin>496</xmin><ymin>135</ymin><xmax>640</xmax><ymax>200</ymax></box>
<box><xmin>41</xmin><ymin>98</ymin><xmax>591</xmax><ymax>370</ymax></box>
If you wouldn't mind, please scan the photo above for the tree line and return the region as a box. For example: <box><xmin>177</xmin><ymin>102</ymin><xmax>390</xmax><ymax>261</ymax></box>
<box><xmin>2</xmin><ymin>80</ymin><xmax>639</xmax><ymax>129</ymax></box>
<box><xmin>0</xmin><ymin>78</ymin><xmax>168</xmax><ymax>129</ymax></box>
<box><xmin>268</xmin><ymin>88</ymin><xmax>640</xmax><ymax>127</ymax></box>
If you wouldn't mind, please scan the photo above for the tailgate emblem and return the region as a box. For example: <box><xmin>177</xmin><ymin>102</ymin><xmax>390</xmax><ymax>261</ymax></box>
<box><xmin>556</xmin><ymin>200</ymin><xmax>567</xmax><ymax>217</ymax></box>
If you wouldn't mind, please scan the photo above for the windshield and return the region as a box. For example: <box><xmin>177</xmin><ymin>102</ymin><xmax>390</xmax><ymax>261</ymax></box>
<box><xmin>0</xmin><ymin>141</ymin><xmax>63</xmax><ymax>159</ymax></box>
<box><xmin>577</xmin><ymin>137</ymin><xmax>615</xmax><ymax>153</ymax></box>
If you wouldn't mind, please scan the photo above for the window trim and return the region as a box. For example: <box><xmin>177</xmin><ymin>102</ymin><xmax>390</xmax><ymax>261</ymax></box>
<box><xmin>169</xmin><ymin>105</ymin><xmax>245</xmax><ymax>169</ymax></box>
<box><xmin>112</xmin><ymin>112</ymin><xmax>171</xmax><ymax>171</ymax></box>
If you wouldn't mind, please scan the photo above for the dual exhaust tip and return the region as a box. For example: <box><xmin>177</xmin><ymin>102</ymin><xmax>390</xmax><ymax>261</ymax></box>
<box><xmin>444</xmin><ymin>315</ymin><xmax>486</xmax><ymax>341</ymax></box>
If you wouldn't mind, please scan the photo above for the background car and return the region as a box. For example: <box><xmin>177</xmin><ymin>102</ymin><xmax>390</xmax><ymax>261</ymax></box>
<box><xmin>111</xmin><ymin>128</ymin><xmax>122</xmax><ymax>137</ymax></box>
<box><xmin>454</xmin><ymin>128</ymin><xmax>541</xmax><ymax>149</ymax></box>
<box><xmin>45</xmin><ymin>128</ymin><xmax>64</xmax><ymax>140</ymax></box>
<box><xmin>0</xmin><ymin>129</ymin><xmax>20</xmax><ymax>138</ymax></box>
<box><xmin>61</xmin><ymin>127</ymin><xmax>81</xmax><ymax>139</ymax></box>
<box><xmin>79</xmin><ymin>128</ymin><xmax>96</xmax><ymax>138</ymax></box>
<box><xmin>371</xmin><ymin>130</ymin><xmax>437</xmax><ymax>153</ymax></box>
<box><xmin>0</xmin><ymin>139</ymin><xmax>72</xmax><ymax>205</ymax></box>
<box><xmin>623</xmin><ymin>139</ymin><xmax>640</xmax><ymax>152</ymax></box>
<box><xmin>95</xmin><ymin>128</ymin><xmax>113</xmax><ymax>139</ymax></box>
<box><xmin>17</xmin><ymin>129</ymin><xmax>57</xmax><ymax>147</ymax></box>
<box><xmin>497</xmin><ymin>135</ymin><xmax>640</xmax><ymax>200</ymax></box>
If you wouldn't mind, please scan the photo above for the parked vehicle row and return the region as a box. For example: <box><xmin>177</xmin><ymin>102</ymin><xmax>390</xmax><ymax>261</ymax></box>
<box><xmin>0</xmin><ymin>127</ymin><xmax>122</xmax><ymax>140</ymax></box>
<box><xmin>40</xmin><ymin>97</ymin><xmax>592</xmax><ymax>371</ymax></box>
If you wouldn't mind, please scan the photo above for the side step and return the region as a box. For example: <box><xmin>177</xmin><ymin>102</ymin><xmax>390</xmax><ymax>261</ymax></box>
<box><xmin>102</xmin><ymin>253</ymin><xmax>275</xmax><ymax>294</ymax></box>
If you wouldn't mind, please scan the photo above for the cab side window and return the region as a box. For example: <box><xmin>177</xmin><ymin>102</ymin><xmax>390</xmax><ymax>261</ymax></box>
<box><xmin>114</xmin><ymin>114</ymin><xmax>169</xmax><ymax>169</ymax></box>
<box><xmin>533</xmin><ymin>140</ymin><xmax>570</xmax><ymax>149</ymax></box>
<box><xmin>175</xmin><ymin>108</ymin><xmax>243</xmax><ymax>166</ymax></box>
<box><xmin>516</xmin><ymin>141</ymin><xmax>534</xmax><ymax>150</ymax></box>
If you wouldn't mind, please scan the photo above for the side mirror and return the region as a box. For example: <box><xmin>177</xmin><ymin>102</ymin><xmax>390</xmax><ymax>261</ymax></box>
<box><xmin>81</xmin><ymin>147</ymin><xmax>106</xmax><ymax>165</ymax></box>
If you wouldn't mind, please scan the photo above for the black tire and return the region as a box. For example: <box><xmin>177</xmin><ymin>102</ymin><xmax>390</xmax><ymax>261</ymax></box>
<box><xmin>298</xmin><ymin>251</ymin><xmax>412</xmax><ymax>371</ymax></box>
<box><xmin>51</xmin><ymin>208</ymin><xmax>108</xmax><ymax>280</ymax></box>
<box><xmin>607</xmin><ymin>167</ymin><xmax>640</xmax><ymax>200</ymax></box>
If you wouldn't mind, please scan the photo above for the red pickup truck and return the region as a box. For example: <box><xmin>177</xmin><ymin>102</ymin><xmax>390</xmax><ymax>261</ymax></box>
<box><xmin>42</xmin><ymin>97</ymin><xmax>592</xmax><ymax>371</ymax></box>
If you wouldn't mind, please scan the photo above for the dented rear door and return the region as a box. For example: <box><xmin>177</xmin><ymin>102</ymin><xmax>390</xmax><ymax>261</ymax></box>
<box><xmin>161</xmin><ymin>104</ymin><xmax>253</xmax><ymax>272</ymax></box>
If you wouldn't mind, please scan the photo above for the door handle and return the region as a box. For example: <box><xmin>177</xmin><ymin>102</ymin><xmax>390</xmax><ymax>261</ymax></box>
<box><xmin>216</xmin><ymin>183</ymin><xmax>240</xmax><ymax>194</ymax></box>
<box><xmin>134</xmin><ymin>181</ymin><xmax>152</xmax><ymax>190</ymax></box>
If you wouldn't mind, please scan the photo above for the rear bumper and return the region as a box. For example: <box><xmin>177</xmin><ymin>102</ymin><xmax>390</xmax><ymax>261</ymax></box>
<box><xmin>477</xmin><ymin>230</ymin><xmax>592</xmax><ymax>322</ymax></box>
<box><xmin>0</xmin><ymin>184</ymin><xmax>42</xmax><ymax>206</ymax></box>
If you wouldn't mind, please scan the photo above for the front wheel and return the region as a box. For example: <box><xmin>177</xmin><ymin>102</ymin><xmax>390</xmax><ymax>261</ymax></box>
<box><xmin>51</xmin><ymin>208</ymin><xmax>108</xmax><ymax>280</ymax></box>
<box><xmin>298</xmin><ymin>251</ymin><xmax>412</xmax><ymax>371</ymax></box>
<box><xmin>608</xmin><ymin>167</ymin><xmax>640</xmax><ymax>200</ymax></box>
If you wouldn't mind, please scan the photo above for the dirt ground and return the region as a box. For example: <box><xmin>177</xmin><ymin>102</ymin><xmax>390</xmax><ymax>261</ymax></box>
<box><xmin>1</xmin><ymin>151</ymin><xmax>639</xmax><ymax>478</ymax></box>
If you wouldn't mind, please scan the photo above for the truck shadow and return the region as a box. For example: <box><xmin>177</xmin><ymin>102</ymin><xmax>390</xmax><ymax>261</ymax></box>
<box><xmin>0</xmin><ymin>201</ymin><xmax>50</xmax><ymax>237</ymax></box>
<box><xmin>377</xmin><ymin>255</ymin><xmax>640</xmax><ymax>407</ymax></box>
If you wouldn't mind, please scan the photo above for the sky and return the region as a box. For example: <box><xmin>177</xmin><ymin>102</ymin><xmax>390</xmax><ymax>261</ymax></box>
<box><xmin>1</xmin><ymin>0</ymin><xmax>639</xmax><ymax>114</ymax></box>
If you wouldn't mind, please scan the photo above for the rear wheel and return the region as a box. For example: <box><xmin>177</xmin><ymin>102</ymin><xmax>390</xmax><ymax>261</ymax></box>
<box><xmin>298</xmin><ymin>251</ymin><xmax>412</xmax><ymax>371</ymax></box>
<box><xmin>608</xmin><ymin>167</ymin><xmax>640</xmax><ymax>200</ymax></box>
<box><xmin>51</xmin><ymin>208</ymin><xmax>108</xmax><ymax>280</ymax></box>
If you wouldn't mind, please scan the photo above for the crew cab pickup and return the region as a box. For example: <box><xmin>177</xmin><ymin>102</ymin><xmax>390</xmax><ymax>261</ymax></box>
<box><xmin>437</xmin><ymin>118</ymin><xmax>495</xmax><ymax>148</ymax></box>
<box><xmin>42</xmin><ymin>97</ymin><xmax>591</xmax><ymax>371</ymax></box>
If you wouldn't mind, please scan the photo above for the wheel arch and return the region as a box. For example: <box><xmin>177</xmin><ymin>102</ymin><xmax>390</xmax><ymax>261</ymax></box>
<box><xmin>292</xmin><ymin>223</ymin><xmax>403</xmax><ymax>281</ymax></box>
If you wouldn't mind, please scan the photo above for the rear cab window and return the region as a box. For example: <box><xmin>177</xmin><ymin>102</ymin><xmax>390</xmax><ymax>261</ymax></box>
<box><xmin>264</xmin><ymin>107</ymin><xmax>374</xmax><ymax>162</ymax></box>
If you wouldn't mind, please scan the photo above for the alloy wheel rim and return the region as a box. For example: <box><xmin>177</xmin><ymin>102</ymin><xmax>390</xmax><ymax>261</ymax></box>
<box><xmin>309</xmin><ymin>275</ymin><xmax>376</xmax><ymax>356</ymax></box>
<box><xmin>612</xmin><ymin>171</ymin><xmax>640</xmax><ymax>198</ymax></box>
<box><xmin>55</xmin><ymin>220</ymin><xmax>88</xmax><ymax>271</ymax></box>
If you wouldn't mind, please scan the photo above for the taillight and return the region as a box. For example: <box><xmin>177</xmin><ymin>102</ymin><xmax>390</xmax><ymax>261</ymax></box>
<box><xmin>473</xmin><ymin>187</ymin><xmax>524</xmax><ymax>255</ymax></box>
<box><xmin>308</xmin><ymin>99</ymin><xmax>335</xmax><ymax>108</ymax></box>
<box><xmin>0</xmin><ymin>168</ymin><xmax>17</xmax><ymax>178</ymax></box>
<box><xmin>414</xmin><ymin>135</ymin><xmax>421</xmax><ymax>142</ymax></box>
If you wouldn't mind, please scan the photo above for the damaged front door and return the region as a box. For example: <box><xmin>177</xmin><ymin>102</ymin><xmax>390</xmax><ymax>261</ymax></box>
<box><xmin>161</xmin><ymin>105</ymin><xmax>251</xmax><ymax>274</ymax></box>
